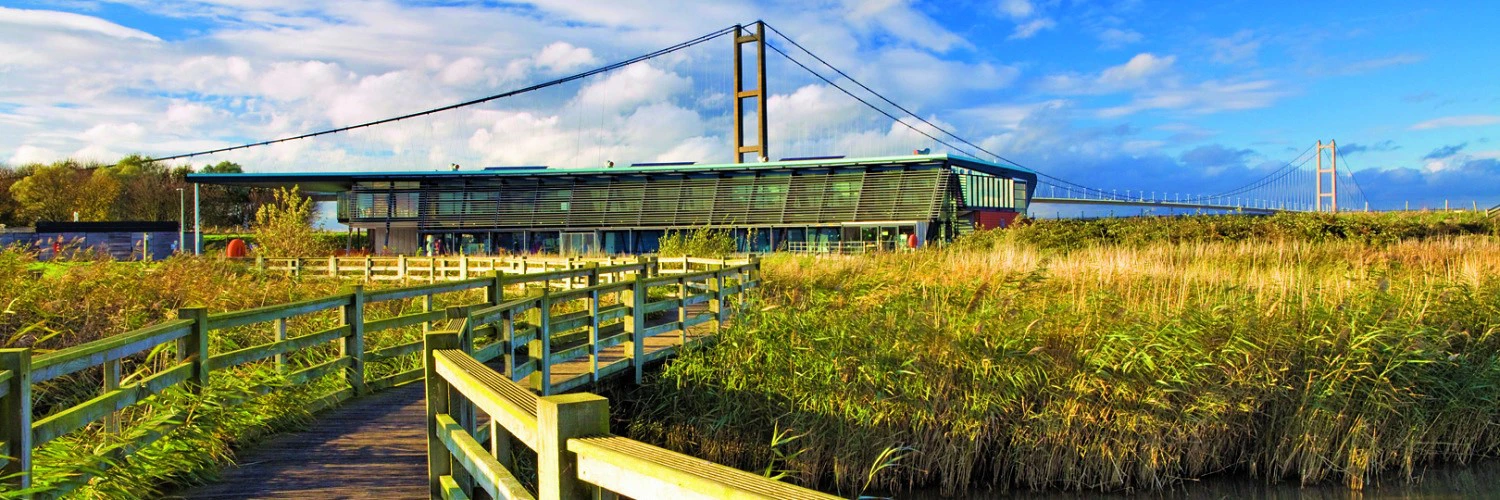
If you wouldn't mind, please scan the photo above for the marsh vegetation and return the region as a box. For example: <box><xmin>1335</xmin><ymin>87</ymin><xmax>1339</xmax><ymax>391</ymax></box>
<box><xmin>618</xmin><ymin>212</ymin><xmax>1500</xmax><ymax>495</ymax></box>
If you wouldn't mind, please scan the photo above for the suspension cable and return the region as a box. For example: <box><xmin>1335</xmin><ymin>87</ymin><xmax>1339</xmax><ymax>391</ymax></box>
<box><xmin>147</xmin><ymin>24</ymin><xmax>739</xmax><ymax>163</ymax></box>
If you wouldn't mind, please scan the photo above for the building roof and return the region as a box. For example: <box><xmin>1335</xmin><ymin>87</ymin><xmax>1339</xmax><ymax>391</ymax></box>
<box><xmin>185</xmin><ymin>153</ymin><xmax>1036</xmax><ymax>193</ymax></box>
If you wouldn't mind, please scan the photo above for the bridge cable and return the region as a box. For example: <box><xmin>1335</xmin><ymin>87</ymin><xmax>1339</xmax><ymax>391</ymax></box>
<box><xmin>145</xmin><ymin>24</ymin><xmax>740</xmax><ymax>164</ymax></box>
<box><xmin>1179</xmin><ymin>144</ymin><xmax>1316</xmax><ymax>203</ymax></box>
<box><xmin>762</xmin><ymin>23</ymin><xmax>1130</xmax><ymax>200</ymax></box>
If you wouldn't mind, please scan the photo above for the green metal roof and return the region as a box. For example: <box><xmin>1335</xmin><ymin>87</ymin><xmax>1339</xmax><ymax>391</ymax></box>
<box><xmin>186</xmin><ymin>153</ymin><xmax>1036</xmax><ymax>193</ymax></box>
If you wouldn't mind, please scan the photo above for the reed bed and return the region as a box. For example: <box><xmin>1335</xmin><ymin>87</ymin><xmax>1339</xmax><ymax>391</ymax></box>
<box><xmin>619</xmin><ymin>219</ymin><xmax>1500</xmax><ymax>496</ymax></box>
<box><xmin>0</xmin><ymin>250</ymin><xmax>481</xmax><ymax>498</ymax></box>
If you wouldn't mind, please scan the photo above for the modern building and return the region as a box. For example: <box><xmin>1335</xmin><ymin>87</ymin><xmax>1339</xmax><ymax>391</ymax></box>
<box><xmin>187</xmin><ymin>153</ymin><xmax>1035</xmax><ymax>255</ymax></box>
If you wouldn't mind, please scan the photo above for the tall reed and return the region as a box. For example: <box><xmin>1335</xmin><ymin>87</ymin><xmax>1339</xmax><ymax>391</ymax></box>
<box><xmin>619</xmin><ymin>219</ymin><xmax>1500</xmax><ymax>495</ymax></box>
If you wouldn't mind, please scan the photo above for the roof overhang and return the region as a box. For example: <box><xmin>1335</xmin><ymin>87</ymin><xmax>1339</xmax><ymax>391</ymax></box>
<box><xmin>185</xmin><ymin>154</ymin><xmax>1038</xmax><ymax>193</ymax></box>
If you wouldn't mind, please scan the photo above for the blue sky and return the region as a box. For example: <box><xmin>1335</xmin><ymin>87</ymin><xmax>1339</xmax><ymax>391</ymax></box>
<box><xmin>1</xmin><ymin>0</ymin><xmax>1497</xmax><ymax>209</ymax></box>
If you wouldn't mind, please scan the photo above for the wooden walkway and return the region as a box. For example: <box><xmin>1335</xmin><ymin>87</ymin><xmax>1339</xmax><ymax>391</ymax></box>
<box><xmin>174</xmin><ymin>311</ymin><xmax>714</xmax><ymax>499</ymax></box>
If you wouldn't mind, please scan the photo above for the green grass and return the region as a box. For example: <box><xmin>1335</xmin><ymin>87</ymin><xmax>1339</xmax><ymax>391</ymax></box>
<box><xmin>615</xmin><ymin>213</ymin><xmax>1500</xmax><ymax>496</ymax></box>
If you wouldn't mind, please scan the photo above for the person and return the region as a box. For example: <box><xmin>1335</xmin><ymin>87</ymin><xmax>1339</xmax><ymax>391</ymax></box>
<box><xmin>170</xmin><ymin>240</ymin><xmax>178</xmax><ymax>254</ymax></box>
<box><xmin>907</xmin><ymin>232</ymin><xmax>918</xmax><ymax>250</ymax></box>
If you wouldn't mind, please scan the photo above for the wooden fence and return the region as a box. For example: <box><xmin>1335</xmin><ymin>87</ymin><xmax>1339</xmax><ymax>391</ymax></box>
<box><xmin>423</xmin><ymin>259</ymin><xmax>837</xmax><ymax>499</ymax></box>
<box><xmin>252</xmin><ymin>255</ymin><xmax>737</xmax><ymax>282</ymax></box>
<box><xmin>0</xmin><ymin>257</ymin><xmax>752</xmax><ymax>496</ymax></box>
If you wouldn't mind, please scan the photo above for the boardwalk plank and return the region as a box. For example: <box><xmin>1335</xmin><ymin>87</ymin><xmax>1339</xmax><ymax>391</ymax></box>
<box><xmin>174</xmin><ymin>303</ymin><xmax>722</xmax><ymax>498</ymax></box>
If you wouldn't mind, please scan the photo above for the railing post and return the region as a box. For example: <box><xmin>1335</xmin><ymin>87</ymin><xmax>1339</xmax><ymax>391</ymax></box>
<box><xmin>342</xmin><ymin>285</ymin><xmax>367</xmax><ymax>396</ymax></box>
<box><xmin>490</xmin><ymin>270</ymin><xmax>505</xmax><ymax>306</ymax></box>
<box><xmin>648</xmin><ymin>256</ymin><xmax>659</xmax><ymax>277</ymax></box>
<box><xmin>0</xmin><ymin>348</ymin><xmax>33</xmax><ymax>491</ymax></box>
<box><xmin>677</xmin><ymin>276</ymin><xmax>688</xmax><ymax>345</ymax></box>
<box><xmin>424</xmin><ymin>331</ymin><xmax>460</xmax><ymax>500</ymax></box>
<box><xmin>292</xmin><ymin>257</ymin><xmax>302</xmax><ymax>277</ymax></box>
<box><xmin>626</xmin><ymin>276</ymin><xmax>646</xmax><ymax>384</ymax></box>
<box><xmin>274</xmin><ymin>317</ymin><xmax>289</xmax><ymax>373</ymax></box>
<box><xmin>176</xmin><ymin>307</ymin><xmax>209</xmax><ymax>393</ymax></box>
<box><xmin>460</xmin><ymin>254</ymin><xmax>469</xmax><ymax>280</ymax></box>
<box><xmin>255</xmin><ymin>254</ymin><xmax>265</xmax><ymax>272</ymax></box>
<box><xmin>588</xmin><ymin>282</ymin><xmax>600</xmax><ymax>384</ymax></box>
<box><xmin>503</xmin><ymin>309</ymin><xmax>517</xmax><ymax>380</ymax></box>
<box><xmin>103</xmin><ymin>355</ymin><xmax>121</xmax><ymax>434</ymax></box>
<box><xmin>536</xmin><ymin>393</ymin><xmax>610</xmax><ymax>500</ymax></box>
<box><xmin>531</xmin><ymin>287</ymin><xmax>553</xmax><ymax>395</ymax></box>
<box><xmin>711</xmin><ymin>268</ymin><xmax>725</xmax><ymax>331</ymax></box>
<box><xmin>328</xmin><ymin>255</ymin><xmax>337</xmax><ymax>277</ymax></box>
<box><xmin>398</xmin><ymin>254</ymin><xmax>408</xmax><ymax>282</ymax></box>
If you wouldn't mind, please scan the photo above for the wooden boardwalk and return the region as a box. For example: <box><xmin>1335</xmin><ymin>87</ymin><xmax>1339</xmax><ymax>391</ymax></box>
<box><xmin>174</xmin><ymin>312</ymin><xmax>714</xmax><ymax>499</ymax></box>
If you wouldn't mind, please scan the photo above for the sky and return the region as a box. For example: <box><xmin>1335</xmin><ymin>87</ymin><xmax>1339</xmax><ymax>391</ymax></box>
<box><xmin>1</xmin><ymin>0</ymin><xmax>1498</xmax><ymax>210</ymax></box>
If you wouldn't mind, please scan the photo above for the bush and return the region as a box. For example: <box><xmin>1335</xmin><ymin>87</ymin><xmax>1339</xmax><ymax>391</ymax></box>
<box><xmin>251</xmin><ymin>186</ymin><xmax>332</xmax><ymax>257</ymax></box>
<box><xmin>657</xmin><ymin>226</ymin><xmax>737</xmax><ymax>257</ymax></box>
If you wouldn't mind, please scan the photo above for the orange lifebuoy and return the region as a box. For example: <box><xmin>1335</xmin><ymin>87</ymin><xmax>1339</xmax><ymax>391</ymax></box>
<box><xmin>226</xmin><ymin>238</ymin><xmax>248</xmax><ymax>258</ymax></box>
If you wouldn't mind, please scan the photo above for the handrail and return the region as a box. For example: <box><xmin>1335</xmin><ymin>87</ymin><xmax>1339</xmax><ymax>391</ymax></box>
<box><xmin>420</xmin><ymin>256</ymin><xmax>824</xmax><ymax>499</ymax></box>
<box><xmin>31</xmin><ymin>319</ymin><xmax>194</xmax><ymax>383</ymax></box>
<box><xmin>250</xmin><ymin>254</ymin><xmax>749</xmax><ymax>284</ymax></box>
<box><xmin>0</xmin><ymin>253</ymin><xmax>752</xmax><ymax>494</ymax></box>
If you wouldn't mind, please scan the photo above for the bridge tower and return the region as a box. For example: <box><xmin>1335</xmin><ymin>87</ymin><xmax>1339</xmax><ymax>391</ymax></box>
<box><xmin>1316</xmin><ymin>140</ymin><xmax>1338</xmax><ymax>212</ymax></box>
<box><xmin>733</xmin><ymin>22</ymin><xmax>769</xmax><ymax>163</ymax></box>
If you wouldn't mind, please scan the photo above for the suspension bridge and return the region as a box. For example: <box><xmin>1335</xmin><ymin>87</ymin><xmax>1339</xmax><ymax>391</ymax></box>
<box><xmin>151</xmin><ymin>21</ymin><xmax>1370</xmax><ymax>224</ymax></box>
<box><xmin>0</xmin><ymin>20</ymin><xmax>1404</xmax><ymax>500</ymax></box>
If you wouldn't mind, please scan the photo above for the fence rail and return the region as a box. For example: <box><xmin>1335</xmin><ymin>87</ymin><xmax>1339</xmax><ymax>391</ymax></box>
<box><xmin>0</xmin><ymin>255</ymin><xmax>752</xmax><ymax>496</ymax></box>
<box><xmin>1489</xmin><ymin>203</ymin><xmax>1499</xmax><ymax>218</ymax></box>
<box><xmin>784</xmin><ymin>241</ymin><xmax>904</xmax><ymax>254</ymax></box>
<box><xmin>251</xmin><ymin>254</ymin><xmax>738</xmax><ymax>282</ymax></box>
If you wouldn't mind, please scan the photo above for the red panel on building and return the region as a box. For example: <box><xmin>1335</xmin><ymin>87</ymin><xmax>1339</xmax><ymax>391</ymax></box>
<box><xmin>974</xmin><ymin>210</ymin><xmax>1019</xmax><ymax>230</ymax></box>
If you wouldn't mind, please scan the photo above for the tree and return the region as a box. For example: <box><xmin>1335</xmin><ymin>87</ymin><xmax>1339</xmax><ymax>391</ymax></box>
<box><xmin>253</xmin><ymin>186</ymin><xmax>328</xmax><ymax>256</ymax></box>
<box><xmin>76</xmin><ymin>168</ymin><xmax>123</xmax><ymax>221</ymax></box>
<box><xmin>9</xmin><ymin>161</ymin><xmax>88</xmax><ymax>222</ymax></box>
<box><xmin>199</xmin><ymin>161</ymin><xmax>263</xmax><ymax>229</ymax></box>
<box><xmin>108</xmin><ymin>154</ymin><xmax>185</xmax><ymax>221</ymax></box>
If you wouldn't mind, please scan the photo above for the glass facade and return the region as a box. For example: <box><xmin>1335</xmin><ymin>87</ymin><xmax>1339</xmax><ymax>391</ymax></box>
<box><xmin>330</xmin><ymin>157</ymin><xmax>1033</xmax><ymax>255</ymax></box>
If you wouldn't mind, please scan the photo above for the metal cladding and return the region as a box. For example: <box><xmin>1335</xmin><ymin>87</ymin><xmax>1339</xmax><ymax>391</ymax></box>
<box><xmin>187</xmin><ymin>153</ymin><xmax>1036</xmax><ymax>235</ymax></box>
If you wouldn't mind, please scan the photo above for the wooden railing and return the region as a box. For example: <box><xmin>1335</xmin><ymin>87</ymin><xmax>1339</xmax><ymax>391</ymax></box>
<box><xmin>0</xmin><ymin>258</ymin><xmax>743</xmax><ymax>495</ymax></box>
<box><xmin>785</xmin><ymin>241</ymin><xmax>902</xmax><ymax>254</ymax></box>
<box><xmin>423</xmin><ymin>259</ymin><xmax>835</xmax><ymax>499</ymax></box>
<box><xmin>1489</xmin><ymin>203</ymin><xmax>1499</xmax><ymax>218</ymax></box>
<box><xmin>252</xmin><ymin>255</ymin><xmax>741</xmax><ymax>282</ymax></box>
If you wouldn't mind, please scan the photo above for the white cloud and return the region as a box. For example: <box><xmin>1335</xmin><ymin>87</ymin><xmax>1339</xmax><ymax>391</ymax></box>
<box><xmin>998</xmin><ymin>0</ymin><xmax>1035</xmax><ymax>19</ymax></box>
<box><xmin>1098</xmin><ymin>79</ymin><xmax>1283</xmax><ymax>118</ymax></box>
<box><xmin>1097</xmin><ymin>28</ymin><xmax>1142</xmax><ymax>48</ymax></box>
<box><xmin>0</xmin><ymin>7</ymin><xmax>160</xmax><ymax>41</ymax></box>
<box><xmin>1098</xmin><ymin>53</ymin><xmax>1175</xmax><ymax>86</ymax></box>
<box><xmin>534</xmin><ymin>42</ymin><xmax>597</xmax><ymax>73</ymax></box>
<box><xmin>1410</xmin><ymin>115</ymin><xmax>1500</xmax><ymax>130</ymax></box>
<box><xmin>439</xmin><ymin>57</ymin><xmax>487</xmax><ymax>86</ymax></box>
<box><xmin>1208</xmin><ymin>30</ymin><xmax>1261</xmax><ymax>65</ymax></box>
<box><xmin>1042</xmin><ymin>53</ymin><xmax>1175</xmax><ymax>94</ymax></box>
<box><xmin>7</xmin><ymin>145</ymin><xmax>60</xmax><ymax>165</ymax></box>
<box><xmin>1009</xmin><ymin>18</ymin><xmax>1055</xmax><ymax>40</ymax></box>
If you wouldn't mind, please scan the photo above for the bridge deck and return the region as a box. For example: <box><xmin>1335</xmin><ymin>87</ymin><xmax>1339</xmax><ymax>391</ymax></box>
<box><xmin>175</xmin><ymin>307</ymin><xmax>715</xmax><ymax>499</ymax></box>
